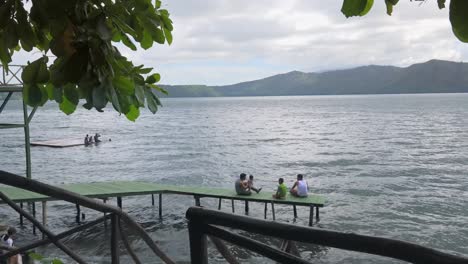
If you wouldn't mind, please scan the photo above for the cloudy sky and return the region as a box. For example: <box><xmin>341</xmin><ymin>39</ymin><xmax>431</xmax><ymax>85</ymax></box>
<box><xmin>13</xmin><ymin>0</ymin><xmax>468</xmax><ymax>86</ymax></box>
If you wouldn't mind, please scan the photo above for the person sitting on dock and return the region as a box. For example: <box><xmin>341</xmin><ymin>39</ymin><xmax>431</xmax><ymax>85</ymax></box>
<box><xmin>248</xmin><ymin>175</ymin><xmax>262</xmax><ymax>194</ymax></box>
<box><xmin>290</xmin><ymin>174</ymin><xmax>308</xmax><ymax>197</ymax></box>
<box><xmin>88</xmin><ymin>136</ymin><xmax>94</xmax><ymax>144</ymax></box>
<box><xmin>1</xmin><ymin>227</ymin><xmax>21</xmax><ymax>264</ymax></box>
<box><xmin>94</xmin><ymin>133</ymin><xmax>101</xmax><ymax>143</ymax></box>
<box><xmin>84</xmin><ymin>135</ymin><xmax>90</xmax><ymax>146</ymax></box>
<box><xmin>235</xmin><ymin>173</ymin><xmax>251</xmax><ymax>195</ymax></box>
<box><xmin>272</xmin><ymin>178</ymin><xmax>287</xmax><ymax>199</ymax></box>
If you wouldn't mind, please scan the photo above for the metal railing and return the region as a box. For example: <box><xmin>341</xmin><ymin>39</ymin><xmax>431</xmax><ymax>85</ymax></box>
<box><xmin>0</xmin><ymin>170</ymin><xmax>175</xmax><ymax>264</ymax></box>
<box><xmin>186</xmin><ymin>206</ymin><xmax>468</xmax><ymax>264</ymax></box>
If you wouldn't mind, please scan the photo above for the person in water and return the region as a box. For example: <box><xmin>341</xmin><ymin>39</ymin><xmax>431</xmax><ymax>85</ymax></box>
<box><xmin>290</xmin><ymin>174</ymin><xmax>308</xmax><ymax>197</ymax></box>
<box><xmin>235</xmin><ymin>173</ymin><xmax>251</xmax><ymax>195</ymax></box>
<box><xmin>84</xmin><ymin>135</ymin><xmax>89</xmax><ymax>146</ymax></box>
<box><xmin>94</xmin><ymin>133</ymin><xmax>101</xmax><ymax>143</ymax></box>
<box><xmin>248</xmin><ymin>175</ymin><xmax>262</xmax><ymax>193</ymax></box>
<box><xmin>1</xmin><ymin>227</ymin><xmax>21</xmax><ymax>264</ymax></box>
<box><xmin>272</xmin><ymin>178</ymin><xmax>287</xmax><ymax>199</ymax></box>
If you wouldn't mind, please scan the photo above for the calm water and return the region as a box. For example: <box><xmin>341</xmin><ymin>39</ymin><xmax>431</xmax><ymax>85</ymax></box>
<box><xmin>1</xmin><ymin>94</ymin><xmax>468</xmax><ymax>263</ymax></box>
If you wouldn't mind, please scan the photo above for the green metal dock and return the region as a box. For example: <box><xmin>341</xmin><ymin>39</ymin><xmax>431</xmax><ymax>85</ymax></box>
<box><xmin>0</xmin><ymin>181</ymin><xmax>325</xmax><ymax>226</ymax></box>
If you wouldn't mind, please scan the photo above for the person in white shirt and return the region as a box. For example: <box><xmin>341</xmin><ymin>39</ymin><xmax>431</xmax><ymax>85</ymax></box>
<box><xmin>1</xmin><ymin>227</ymin><xmax>22</xmax><ymax>264</ymax></box>
<box><xmin>290</xmin><ymin>174</ymin><xmax>308</xmax><ymax>197</ymax></box>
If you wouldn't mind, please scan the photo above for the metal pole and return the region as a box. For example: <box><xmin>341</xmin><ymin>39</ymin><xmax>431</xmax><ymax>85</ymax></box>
<box><xmin>293</xmin><ymin>205</ymin><xmax>297</xmax><ymax>219</ymax></box>
<box><xmin>117</xmin><ymin>197</ymin><xmax>122</xmax><ymax>209</ymax></box>
<box><xmin>151</xmin><ymin>194</ymin><xmax>155</xmax><ymax>206</ymax></box>
<box><xmin>315</xmin><ymin>207</ymin><xmax>320</xmax><ymax>221</ymax></box>
<box><xmin>264</xmin><ymin>202</ymin><xmax>268</xmax><ymax>219</ymax></box>
<box><xmin>22</xmin><ymin>100</ymin><xmax>31</xmax><ymax>179</ymax></box>
<box><xmin>231</xmin><ymin>199</ymin><xmax>235</xmax><ymax>213</ymax></box>
<box><xmin>309</xmin><ymin>206</ymin><xmax>314</xmax><ymax>226</ymax></box>
<box><xmin>271</xmin><ymin>202</ymin><xmax>275</xmax><ymax>221</ymax></box>
<box><xmin>158</xmin><ymin>194</ymin><xmax>162</xmax><ymax>218</ymax></box>
<box><xmin>42</xmin><ymin>201</ymin><xmax>47</xmax><ymax>239</ymax></box>
<box><xmin>111</xmin><ymin>214</ymin><xmax>120</xmax><ymax>264</ymax></box>
<box><xmin>245</xmin><ymin>201</ymin><xmax>249</xmax><ymax>215</ymax></box>
<box><xmin>76</xmin><ymin>204</ymin><xmax>81</xmax><ymax>224</ymax></box>
<box><xmin>218</xmin><ymin>198</ymin><xmax>222</xmax><ymax>210</ymax></box>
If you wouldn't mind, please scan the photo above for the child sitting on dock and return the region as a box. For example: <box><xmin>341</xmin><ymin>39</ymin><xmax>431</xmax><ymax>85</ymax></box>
<box><xmin>248</xmin><ymin>175</ymin><xmax>262</xmax><ymax>193</ymax></box>
<box><xmin>235</xmin><ymin>173</ymin><xmax>251</xmax><ymax>195</ymax></box>
<box><xmin>290</xmin><ymin>174</ymin><xmax>308</xmax><ymax>197</ymax></box>
<box><xmin>272</xmin><ymin>178</ymin><xmax>287</xmax><ymax>199</ymax></box>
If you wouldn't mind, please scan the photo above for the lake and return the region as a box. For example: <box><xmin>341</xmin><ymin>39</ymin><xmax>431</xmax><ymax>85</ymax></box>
<box><xmin>1</xmin><ymin>94</ymin><xmax>468</xmax><ymax>263</ymax></box>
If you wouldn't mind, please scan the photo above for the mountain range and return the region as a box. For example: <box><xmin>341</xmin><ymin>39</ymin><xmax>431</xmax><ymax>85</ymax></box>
<box><xmin>161</xmin><ymin>60</ymin><xmax>468</xmax><ymax>97</ymax></box>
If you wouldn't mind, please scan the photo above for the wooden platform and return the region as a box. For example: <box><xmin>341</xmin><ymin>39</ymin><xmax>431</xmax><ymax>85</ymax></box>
<box><xmin>31</xmin><ymin>138</ymin><xmax>107</xmax><ymax>148</ymax></box>
<box><xmin>0</xmin><ymin>181</ymin><xmax>325</xmax><ymax>225</ymax></box>
<box><xmin>0</xmin><ymin>181</ymin><xmax>325</xmax><ymax>206</ymax></box>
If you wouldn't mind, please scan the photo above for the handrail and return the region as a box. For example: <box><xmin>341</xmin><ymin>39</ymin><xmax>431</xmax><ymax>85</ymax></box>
<box><xmin>0</xmin><ymin>170</ymin><xmax>174</xmax><ymax>264</ymax></box>
<box><xmin>186</xmin><ymin>207</ymin><xmax>468</xmax><ymax>264</ymax></box>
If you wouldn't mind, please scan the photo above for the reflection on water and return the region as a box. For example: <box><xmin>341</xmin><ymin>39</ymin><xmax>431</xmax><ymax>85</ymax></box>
<box><xmin>1</xmin><ymin>94</ymin><xmax>468</xmax><ymax>263</ymax></box>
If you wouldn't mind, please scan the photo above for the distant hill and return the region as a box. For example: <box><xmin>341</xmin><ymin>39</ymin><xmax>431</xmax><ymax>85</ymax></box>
<box><xmin>161</xmin><ymin>60</ymin><xmax>468</xmax><ymax>97</ymax></box>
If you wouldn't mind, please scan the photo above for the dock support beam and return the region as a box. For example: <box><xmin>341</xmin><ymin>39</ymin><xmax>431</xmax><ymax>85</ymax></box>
<box><xmin>42</xmin><ymin>201</ymin><xmax>47</xmax><ymax>239</ymax></box>
<box><xmin>75</xmin><ymin>204</ymin><xmax>80</xmax><ymax>224</ymax></box>
<box><xmin>316</xmin><ymin>207</ymin><xmax>320</xmax><ymax>221</ymax></box>
<box><xmin>231</xmin><ymin>200</ymin><xmax>235</xmax><ymax>213</ymax></box>
<box><xmin>244</xmin><ymin>201</ymin><xmax>249</xmax><ymax>215</ymax></box>
<box><xmin>218</xmin><ymin>198</ymin><xmax>222</xmax><ymax>210</ymax></box>
<box><xmin>293</xmin><ymin>205</ymin><xmax>297</xmax><ymax>219</ymax></box>
<box><xmin>111</xmin><ymin>214</ymin><xmax>120</xmax><ymax>264</ymax></box>
<box><xmin>309</xmin><ymin>206</ymin><xmax>314</xmax><ymax>226</ymax></box>
<box><xmin>158</xmin><ymin>194</ymin><xmax>162</xmax><ymax>218</ymax></box>
<box><xmin>103</xmin><ymin>199</ymin><xmax>107</xmax><ymax>228</ymax></box>
<box><xmin>264</xmin><ymin>203</ymin><xmax>267</xmax><ymax>219</ymax></box>
<box><xmin>19</xmin><ymin>202</ymin><xmax>23</xmax><ymax>225</ymax></box>
<box><xmin>271</xmin><ymin>202</ymin><xmax>275</xmax><ymax>221</ymax></box>
<box><xmin>117</xmin><ymin>197</ymin><xmax>122</xmax><ymax>209</ymax></box>
<box><xmin>188</xmin><ymin>220</ymin><xmax>208</xmax><ymax>264</ymax></box>
<box><xmin>32</xmin><ymin>202</ymin><xmax>36</xmax><ymax>235</ymax></box>
<box><xmin>151</xmin><ymin>194</ymin><xmax>155</xmax><ymax>206</ymax></box>
<box><xmin>194</xmin><ymin>196</ymin><xmax>201</xmax><ymax>207</ymax></box>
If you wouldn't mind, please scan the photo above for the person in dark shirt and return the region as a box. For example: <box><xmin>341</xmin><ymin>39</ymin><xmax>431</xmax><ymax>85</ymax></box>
<box><xmin>235</xmin><ymin>173</ymin><xmax>251</xmax><ymax>195</ymax></box>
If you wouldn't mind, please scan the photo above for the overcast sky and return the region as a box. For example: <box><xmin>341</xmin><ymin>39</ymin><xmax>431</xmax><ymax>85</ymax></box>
<box><xmin>13</xmin><ymin>0</ymin><xmax>468</xmax><ymax>85</ymax></box>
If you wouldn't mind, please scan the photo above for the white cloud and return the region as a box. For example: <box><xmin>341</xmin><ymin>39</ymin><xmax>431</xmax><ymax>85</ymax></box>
<box><xmin>11</xmin><ymin>0</ymin><xmax>468</xmax><ymax>85</ymax></box>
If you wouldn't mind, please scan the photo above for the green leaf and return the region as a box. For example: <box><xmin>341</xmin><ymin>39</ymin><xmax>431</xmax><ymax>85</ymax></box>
<box><xmin>145</xmin><ymin>88</ymin><xmax>160</xmax><ymax>114</ymax></box>
<box><xmin>150</xmin><ymin>28</ymin><xmax>165</xmax><ymax>44</ymax></box>
<box><xmin>121</xmin><ymin>33</ymin><xmax>137</xmax><ymax>51</ymax></box>
<box><xmin>140</xmin><ymin>30</ymin><xmax>153</xmax><ymax>49</ymax></box>
<box><xmin>450</xmin><ymin>0</ymin><xmax>468</xmax><ymax>42</ymax></box>
<box><xmin>22</xmin><ymin>57</ymin><xmax>49</xmax><ymax>84</ymax></box>
<box><xmin>163</xmin><ymin>27</ymin><xmax>172</xmax><ymax>45</ymax></box>
<box><xmin>0</xmin><ymin>0</ymin><xmax>13</xmax><ymax>29</ymax></box>
<box><xmin>28</xmin><ymin>252</ymin><xmax>44</xmax><ymax>261</ymax></box>
<box><xmin>59</xmin><ymin>96</ymin><xmax>77</xmax><ymax>115</ymax></box>
<box><xmin>341</xmin><ymin>0</ymin><xmax>374</xmax><ymax>18</ymax></box>
<box><xmin>385</xmin><ymin>0</ymin><xmax>398</xmax><ymax>15</ymax></box>
<box><xmin>138</xmin><ymin>67</ymin><xmax>153</xmax><ymax>74</ymax></box>
<box><xmin>125</xmin><ymin>105</ymin><xmax>140</xmax><ymax>121</ymax></box>
<box><xmin>438</xmin><ymin>0</ymin><xmax>446</xmax><ymax>9</ymax></box>
<box><xmin>112</xmin><ymin>76</ymin><xmax>135</xmax><ymax>95</ymax></box>
<box><xmin>53</xmin><ymin>86</ymin><xmax>63</xmax><ymax>103</ymax></box>
<box><xmin>92</xmin><ymin>86</ymin><xmax>107</xmax><ymax>110</ymax></box>
<box><xmin>23</xmin><ymin>83</ymin><xmax>43</xmax><ymax>106</ymax></box>
<box><xmin>149</xmin><ymin>83</ymin><xmax>168</xmax><ymax>95</ymax></box>
<box><xmin>51</xmin><ymin>259</ymin><xmax>64</xmax><ymax>264</ymax></box>
<box><xmin>161</xmin><ymin>13</ymin><xmax>173</xmax><ymax>31</ymax></box>
<box><xmin>63</xmin><ymin>84</ymin><xmax>79</xmax><ymax>106</ymax></box>
<box><xmin>96</xmin><ymin>14</ymin><xmax>112</xmax><ymax>41</ymax></box>
<box><xmin>108</xmin><ymin>84</ymin><xmax>122</xmax><ymax>113</ymax></box>
<box><xmin>134</xmin><ymin>84</ymin><xmax>146</xmax><ymax>105</ymax></box>
<box><xmin>45</xmin><ymin>83</ymin><xmax>55</xmax><ymax>100</ymax></box>
<box><xmin>146</xmin><ymin>73</ymin><xmax>160</xmax><ymax>84</ymax></box>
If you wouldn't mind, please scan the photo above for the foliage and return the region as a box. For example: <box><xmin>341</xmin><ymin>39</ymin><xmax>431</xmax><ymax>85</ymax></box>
<box><xmin>29</xmin><ymin>252</ymin><xmax>63</xmax><ymax>264</ymax></box>
<box><xmin>341</xmin><ymin>0</ymin><xmax>468</xmax><ymax>43</ymax></box>
<box><xmin>0</xmin><ymin>0</ymin><xmax>172</xmax><ymax>121</ymax></box>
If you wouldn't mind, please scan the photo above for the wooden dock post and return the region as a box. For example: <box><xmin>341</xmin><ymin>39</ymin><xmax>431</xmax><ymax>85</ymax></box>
<box><xmin>32</xmin><ymin>202</ymin><xmax>36</xmax><ymax>235</ymax></box>
<box><xmin>117</xmin><ymin>197</ymin><xmax>122</xmax><ymax>209</ymax></box>
<box><xmin>316</xmin><ymin>206</ymin><xmax>320</xmax><ymax>221</ymax></box>
<box><xmin>231</xmin><ymin>199</ymin><xmax>235</xmax><ymax>213</ymax></box>
<box><xmin>271</xmin><ymin>202</ymin><xmax>276</xmax><ymax>220</ymax></box>
<box><xmin>75</xmin><ymin>204</ymin><xmax>80</xmax><ymax>224</ymax></box>
<box><xmin>19</xmin><ymin>202</ymin><xmax>23</xmax><ymax>225</ymax></box>
<box><xmin>110</xmin><ymin>214</ymin><xmax>120</xmax><ymax>263</ymax></box>
<box><xmin>218</xmin><ymin>198</ymin><xmax>222</xmax><ymax>210</ymax></box>
<box><xmin>158</xmin><ymin>193</ymin><xmax>162</xmax><ymax>218</ymax></box>
<box><xmin>42</xmin><ymin>201</ymin><xmax>47</xmax><ymax>239</ymax></box>
<box><xmin>245</xmin><ymin>201</ymin><xmax>249</xmax><ymax>215</ymax></box>
<box><xmin>264</xmin><ymin>202</ymin><xmax>268</xmax><ymax>219</ymax></box>
<box><xmin>293</xmin><ymin>205</ymin><xmax>297</xmax><ymax>219</ymax></box>
<box><xmin>151</xmin><ymin>194</ymin><xmax>155</xmax><ymax>206</ymax></box>
<box><xmin>309</xmin><ymin>206</ymin><xmax>314</xmax><ymax>226</ymax></box>
<box><xmin>195</xmin><ymin>196</ymin><xmax>201</xmax><ymax>207</ymax></box>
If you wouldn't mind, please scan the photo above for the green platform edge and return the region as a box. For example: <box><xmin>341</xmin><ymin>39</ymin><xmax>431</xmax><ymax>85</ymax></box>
<box><xmin>0</xmin><ymin>181</ymin><xmax>325</xmax><ymax>207</ymax></box>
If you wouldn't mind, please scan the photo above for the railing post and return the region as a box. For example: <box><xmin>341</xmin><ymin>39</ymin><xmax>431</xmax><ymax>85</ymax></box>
<box><xmin>188</xmin><ymin>220</ymin><xmax>207</xmax><ymax>264</ymax></box>
<box><xmin>111</xmin><ymin>214</ymin><xmax>120</xmax><ymax>264</ymax></box>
